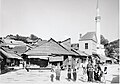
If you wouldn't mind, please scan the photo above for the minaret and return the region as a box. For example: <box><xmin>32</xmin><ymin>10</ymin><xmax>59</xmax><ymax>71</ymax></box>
<box><xmin>95</xmin><ymin>0</ymin><xmax>101</xmax><ymax>49</ymax></box>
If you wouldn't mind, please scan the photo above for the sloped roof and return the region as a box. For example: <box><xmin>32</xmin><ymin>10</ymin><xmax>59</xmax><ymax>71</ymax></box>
<box><xmin>25</xmin><ymin>38</ymin><xmax>73</xmax><ymax>56</ymax></box>
<box><xmin>73</xmin><ymin>49</ymin><xmax>88</xmax><ymax>56</ymax></box>
<box><xmin>60</xmin><ymin>39</ymin><xmax>78</xmax><ymax>56</ymax></box>
<box><xmin>80</xmin><ymin>32</ymin><xmax>97</xmax><ymax>42</ymax></box>
<box><xmin>60</xmin><ymin>38</ymin><xmax>71</xmax><ymax>43</ymax></box>
<box><xmin>2</xmin><ymin>45</ymin><xmax>26</xmax><ymax>55</ymax></box>
<box><xmin>0</xmin><ymin>48</ymin><xmax>22</xmax><ymax>59</ymax></box>
<box><xmin>35</xmin><ymin>40</ymin><xmax>48</xmax><ymax>46</ymax></box>
<box><xmin>60</xmin><ymin>38</ymin><xmax>88</xmax><ymax>56</ymax></box>
<box><xmin>60</xmin><ymin>38</ymin><xmax>71</xmax><ymax>50</ymax></box>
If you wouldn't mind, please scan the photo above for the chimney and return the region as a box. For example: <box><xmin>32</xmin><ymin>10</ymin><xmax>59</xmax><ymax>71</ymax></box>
<box><xmin>79</xmin><ymin>34</ymin><xmax>82</xmax><ymax>40</ymax></box>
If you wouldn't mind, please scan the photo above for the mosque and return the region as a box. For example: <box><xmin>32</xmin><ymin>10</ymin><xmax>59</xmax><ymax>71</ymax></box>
<box><xmin>79</xmin><ymin>0</ymin><xmax>110</xmax><ymax>64</ymax></box>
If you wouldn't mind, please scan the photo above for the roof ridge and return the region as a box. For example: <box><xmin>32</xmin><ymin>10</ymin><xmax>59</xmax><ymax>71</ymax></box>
<box><xmin>60</xmin><ymin>38</ymin><xmax>71</xmax><ymax>43</ymax></box>
<box><xmin>48</xmin><ymin>38</ymin><xmax>72</xmax><ymax>52</ymax></box>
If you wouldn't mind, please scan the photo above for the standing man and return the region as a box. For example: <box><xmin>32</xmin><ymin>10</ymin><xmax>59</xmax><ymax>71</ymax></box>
<box><xmin>87</xmin><ymin>60</ymin><xmax>94</xmax><ymax>82</ymax></box>
<box><xmin>97</xmin><ymin>63</ymin><xmax>102</xmax><ymax>82</ymax></box>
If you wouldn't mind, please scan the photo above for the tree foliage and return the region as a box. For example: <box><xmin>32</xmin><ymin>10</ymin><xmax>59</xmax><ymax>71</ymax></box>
<box><xmin>100</xmin><ymin>35</ymin><xmax>109</xmax><ymax>46</ymax></box>
<box><xmin>30</xmin><ymin>34</ymin><xmax>38</xmax><ymax>40</ymax></box>
<box><xmin>109</xmin><ymin>39</ymin><xmax>119</xmax><ymax>48</ymax></box>
<box><xmin>105</xmin><ymin>39</ymin><xmax>119</xmax><ymax>62</ymax></box>
<box><xmin>5</xmin><ymin>34</ymin><xmax>40</xmax><ymax>43</ymax></box>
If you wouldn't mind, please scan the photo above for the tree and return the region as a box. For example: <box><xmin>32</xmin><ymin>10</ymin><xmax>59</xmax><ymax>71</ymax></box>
<box><xmin>100</xmin><ymin>35</ymin><xmax>109</xmax><ymax>46</ymax></box>
<box><xmin>30</xmin><ymin>34</ymin><xmax>38</xmax><ymax>40</ymax></box>
<box><xmin>105</xmin><ymin>39</ymin><xmax>119</xmax><ymax>60</ymax></box>
<box><xmin>109</xmin><ymin>39</ymin><xmax>119</xmax><ymax>48</ymax></box>
<box><xmin>16</xmin><ymin>34</ymin><xmax>20</xmax><ymax>40</ymax></box>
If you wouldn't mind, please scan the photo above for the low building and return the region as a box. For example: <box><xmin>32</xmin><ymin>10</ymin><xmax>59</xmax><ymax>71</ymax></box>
<box><xmin>79</xmin><ymin>32</ymin><xmax>97</xmax><ymax>55</ymax></box>
<box><xmin>2</xmin><ymin>38</ymin><xmax>27</xmax><ymax>55</ymax></box>
<box><xmin>0</xmin><ymin>48</ymin><xmax>22</xmax><ymax>74</ymax></box>
<box><xmin>79</xmin><ymin>32</ymin><xmax>110</xmax><ymax>65</ymax></box>
<box><xmin>24</xmin><ymin>38</ymin><xmax>74</xmax><ymax>68</ymax></box>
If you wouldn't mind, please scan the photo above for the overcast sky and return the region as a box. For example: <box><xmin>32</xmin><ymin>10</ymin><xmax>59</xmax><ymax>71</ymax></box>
<box><xmin>0</xmin><ymin>0</ymin><xmax>119</xmax><ymax>43</ymax></box>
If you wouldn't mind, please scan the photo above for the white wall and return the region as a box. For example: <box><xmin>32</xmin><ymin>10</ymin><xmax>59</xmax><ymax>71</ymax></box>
<box><xmin>79</xmin><ymin>40</ymin><xmax>97</xmax><ymax>55</ymax></box>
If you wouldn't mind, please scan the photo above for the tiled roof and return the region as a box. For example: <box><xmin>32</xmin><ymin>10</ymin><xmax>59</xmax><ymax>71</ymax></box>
<box><xmin>35</xmin><ymin>40</ymin><xmax>48</xmax><ymax>46</ymax></box>
<box><xmin>2</xmin><ymin>45</ymin><xmax>26</xmax><ymax>55</ymax></box>
<box><xmin>80</xmin><ymin>32</ymin><xmax>97</xmax><ymax>42</ymax></box>
<box><xmin>60</xmin><ymin>38</ymin><xmax>79</xmax><ymax>56</ymax></box>
<box><xmin>0</xmin><ymin>48</ymin><xmax>22</xmax><ymax>59</ymax></box>
<box><xmin>60</xmin><ymin>38</ymin><xmax>88</xmax><ymax>56</ymax></box>
<box><xmin>25</xmin><ymin>38</ymin><xmax>73</xmax><ymax>56</ymax></box>
<box><xmin>60</xmin><ymin>38</ymin><xmax>71</xmax><ymax>50</ymax></box>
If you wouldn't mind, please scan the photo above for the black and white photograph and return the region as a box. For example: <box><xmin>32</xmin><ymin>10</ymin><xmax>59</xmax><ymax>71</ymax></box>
<box><xmin>0</xmin><ymin>0</ymin><xmax>119</xmax><ymax>84</ymax></box>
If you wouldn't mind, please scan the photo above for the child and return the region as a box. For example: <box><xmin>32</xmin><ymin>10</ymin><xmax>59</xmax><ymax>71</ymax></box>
<box><xmin>50</xmin><ymin>69</ymin><xmax>54</xmax><ymax>82</ymax></box>
<box><xmin>73</xmin><ymin>69</ymin><xmax>77</xmax><ymax>81</ymax></box>
<box><xmin>55</xmin><ymin>66</ymin><xmax>61</xmax><ymax>81</ymax></box>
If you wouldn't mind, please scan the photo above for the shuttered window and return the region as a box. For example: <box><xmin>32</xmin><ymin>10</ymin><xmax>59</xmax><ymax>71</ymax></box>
<box><xmin>85</xmin><ymin>43</ymin><xmax>88</xmax><ymax>49</ymax></box>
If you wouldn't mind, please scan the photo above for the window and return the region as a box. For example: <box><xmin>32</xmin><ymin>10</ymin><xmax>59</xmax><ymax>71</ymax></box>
<box><xmin>85</xmin><ymin>43</ymin><xmax>88</xmax><ymax>49</ymax></box>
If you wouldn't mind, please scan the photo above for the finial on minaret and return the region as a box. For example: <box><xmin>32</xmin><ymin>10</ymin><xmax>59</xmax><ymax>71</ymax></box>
<box><xmin>96</xmin><ymin>0</ymin><xmax>99</xmax><ymax>9</ymax></box>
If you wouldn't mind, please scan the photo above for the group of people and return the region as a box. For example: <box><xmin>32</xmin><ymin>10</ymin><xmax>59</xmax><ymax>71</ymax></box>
<box><xmin>50</xmin><ymin>65</ymin><xmax>61</xmax><ymax>82</ymax></box>
<box><xmin>85</xmin><ymin>59</ymin><xmax>107</xmax><ymax>83</ymax></box>
<box><xmin>50</xmin><ymin>58</ymin><xmax>107</xmax><ymax>83</ymax></box>
<box><xmin>67</xmin><ymin>65</ymin><xmax>77</xmax><ymax>81</ymax></box>
<box><xmin>50</xmin><ymin>64</ymin><xmax>77</xmax><ymax>82</ymax></box>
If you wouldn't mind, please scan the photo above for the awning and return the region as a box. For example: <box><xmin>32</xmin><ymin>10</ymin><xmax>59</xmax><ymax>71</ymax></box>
<box><xmin>28</xmin><ymin>56</ymin><xmax>49</xmax><ymax>60</ymax></box>
<box><xmin>49</xmin><ymin>56</ymin><xmax>63</xmax><ymax>62</ymax></box>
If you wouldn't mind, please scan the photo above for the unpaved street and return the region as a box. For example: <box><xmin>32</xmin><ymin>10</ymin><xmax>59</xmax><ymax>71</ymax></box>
<box><xmin>0</xmin><ymin>64</ymin><xmax>119</xmax><ymax>84</ymax></box>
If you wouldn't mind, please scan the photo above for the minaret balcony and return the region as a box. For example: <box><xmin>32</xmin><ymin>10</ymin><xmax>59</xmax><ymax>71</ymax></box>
<box><xmin>95</xmin><ymin>16</ymin><xmax>101</xmax><ymax>20</ymax></box>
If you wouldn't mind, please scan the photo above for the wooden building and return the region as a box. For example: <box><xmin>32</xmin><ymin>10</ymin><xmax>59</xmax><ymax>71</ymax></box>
<box><xmin>0</xmin><ymin>48</ymin><xmax>22</xmax><ymax>73</ymax></box>
<box><xmin>24</xmin><ymin>38</ymin><xmax>74</xmax><ymax>68</ymax></box>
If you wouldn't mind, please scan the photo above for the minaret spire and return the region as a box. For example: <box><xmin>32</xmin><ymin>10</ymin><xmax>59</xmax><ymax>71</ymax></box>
<box><xmin>95</xmin><ymin>0</ymin><xmax>105</xmax><ymax>56</ymax></box>
<box><xmin>95</xmin><ymin>0</ymin><xmax>101</xmax><ymax>48</ymax></box>
<box><xmin>96</xmin><ymin>0</ymin><xmax>98</xmax><ymax>9</ymax></box>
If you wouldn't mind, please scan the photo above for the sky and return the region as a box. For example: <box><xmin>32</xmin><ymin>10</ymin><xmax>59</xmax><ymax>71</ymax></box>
<box><xmin>0</xmin><ymin>0</ymin><xmax>119</xmax><ymax>43</ymax></box>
